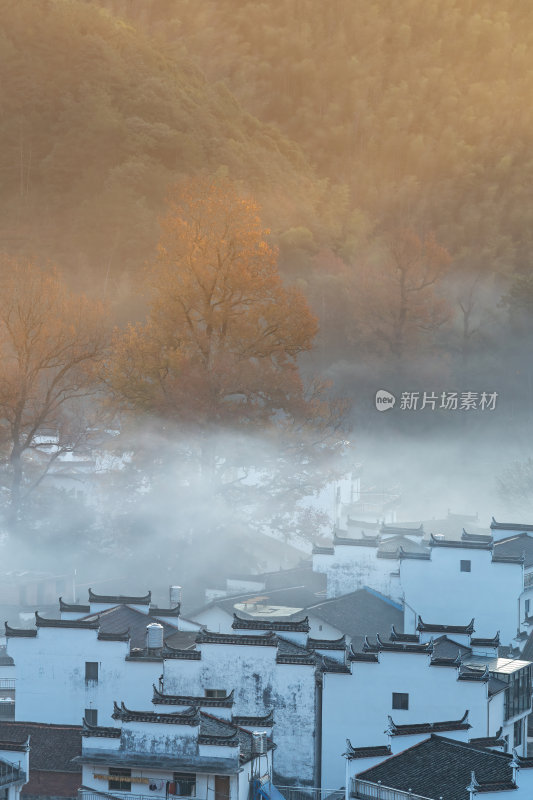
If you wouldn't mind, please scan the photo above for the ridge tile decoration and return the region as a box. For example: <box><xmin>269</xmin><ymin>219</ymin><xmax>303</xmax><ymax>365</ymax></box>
<box><xmin>152</xmin><ymin>685</ymin><xmax>235</xmax><ymax>707</ymax></box>
<box><xmin>59</xmin><ymin>597</ymin><xmax>90</xmax><ymax>613</ymax></box>
<box><xmin>386</xmin><ymin>709</ymin><xmax>471</xmax><ymax>735</ymax></box>
<box><xmin>362</xmin><ymin>634</ymin><xmax>433</xmax><ymax>654</ymax></box>
<box><xmin>232</xmin><ymin>612</ymin><xmax>310</xmax><ymax>633</ymax></box>
<box><xmin>417</xmin><ymin>616</ymin><xmax>475</xmax><ymax>634</ymax></box>
<box><xmin>111</xmin><ymin>701</ymin><xmax>200</xmax><ymax>726</ymax></box>
<box><xmin>34</xmin><ymin>612</ymin><xmax>99</xmax><ymax>630</ymax></box>
<box><xmin>88</xmin><ymin>589</ymin><xmax>152</xmax><ymax>605</ymax></box>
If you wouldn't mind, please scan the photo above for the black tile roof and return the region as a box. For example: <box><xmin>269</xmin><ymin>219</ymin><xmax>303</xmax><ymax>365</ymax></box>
<box><xmin>430</xmin><ymin>534</ymin><xmax>492</xmax><ymax>550</ymax></box>
<box><xmin>148</xmin><ymin>605</ymin><xmax>180</xmax><ymax>617</ymax></box>
<box><xmin>232</xmin><ymin>612</ymin><xmax>310</xmax><ymax>633</ymax></box>
<box><xmin>333</xmin><ymin>533</ymin><xmax>379</xmax><ymax>547</ymax></box>
<box><xmin>88</xmin><ymin>589</ymin><xmax>151</xmax><ymax>605</ymax></box>
<box><xmin>307</xmin><ymin>635</ymin><xmax>346</xmax><ymax>650</ymax></box>
<box><xmin>0</xmin><ymin>738</ymin><xmax>29</xmax><ymax>752</ymax></box>
<box><xmin>461</xmin><ymin>530</ymin><xmax>493</xmax><ymax>544</ymax></box>
<box><xmin>493</xmin><ymin>533</ymin><xmax>533</xmax><ymax>567</ymax></box>
<box><xmin>488</xmin><ymin>677</ymin><xmax>508</xmax><ymax>697</ymax></box>
<box><xmin>471</xmin><ymin>634</ymin><xmax>500</xmax><ymax>648</ymax></box>
<box><xmin>81</xmin><ymin>719</ymin><xmax>121</xmax><ymax>738</ymax></box>
<box><xmin>344</xmin><ymin>741</ymin><xmax>391</xmax><ymax>759</ymax></box>
<box><xmin>196</xmin><ymin>630</ymin><xmax>278</xmax><ymax>647</ymax></box>
<box><xmin>458</xmin><ymin>665</ymin><xmax>490</xmax><ymax>682</ymax></box>
<box><xmin>381</xmin><ymin>523</ymin><xmax>424</xmax><ymax>537</ymax></box>
<box><xmin>431</xmin><ymin>635</ymin><xmax>472</xmax><ymax>662</ymax></box>
<box><xmin>59</xmin><ymin>598</ymin><xmax>90</xmax><ymax>613</ymax></box>
<box><xmin>4</xmin><ymin>622</ymin><xmax>37</xmax><ymax>637</ymax></box>
<box><xmin>399</xmin><ymin>549</ymin><xmax>431</xmax><ymax>560</ymax></box>
<box><xmin>378</xmin><ymin>535</ymin><xmax>429</xmax><ymax>556</ymax></box>
<box><xmin>35</xmin><ymin>612</ymin><xmax>99</xmax><ymax>630</ymax></box>
<box><xmin>491</xmin><ymin>518</ymin><xmax>533</xmax><ymax>532</ymax></box>
<box><xmin>112</xmin><ymin>701</ymin><xmax>200</xmax><ymax>726</ymax></box>
<box><xmin>348</xmin><ymin>646</ymin><xmax>379</xmax><ymax>663</ymax></box>
<box><xmin>161</xmin><ymin>643</ymin><xmax>202</xmax><ymax>660</ymax></box>
<box><xmin>307</xmin><ymin>588</ymin><xmax>403</xmax><ymax>650</ymax></box>
<box><xmin>312</xmin><ymin>545</ymin><xmax>334</xmax><ymax>555</ymax></box>
<box><xmin>199</xmin><ymin>712</ymin><xmax>274</xmax><ymax>764</ymax></box>
<box><xmin>276</xmin><ymin>636</ymin><xmax>316</xmax><ymax>665</ymax></box>
<box><xmin>356</xmin><ymin>735</ymin><xmax>515</xmax><ymax>800</ymax></box>
<box><xmin>363</xmin><ymin>634</ymin><xmax>433</xmax><ymax>655</ymax></box>
<box><xmin>97</xmin><ymin>630</ymin><xmax>130</xmax><ymax>642</ymax></box>
<box><xmin>321</xmin><ymin>655</ymin><xmax>351</xmax><ymax>673</ymax></box>
<box><xmin>231</xmin><ymin>710</ymin><xmax>274</xmax><ymax>727</ymax></box>
<box><xmin>0</xmin><ymin>721</ymin><xmax>82</xmax><ymax>773</ymax></box>
<box><xmin>152</xmin><ymin>686</ymin><xmax>235</xmax><ymax>708</ymax></box>
<box><xmin>389</xmin><ymin>625</ymin><xmax>419</xmax><ymax>643</ymax></box>
<box><xmin>386</xmin><ymin>710</ymin><xmax>471</xmax><ymax>736</ymax></box>
<box><xmin>80</xmin><ymin>604</ymin><xmax>180</xmax><ymax>649</ymax></box>
<box><xmin>417</xmin><ymin>617</ymin><xmax>475</xmax><ymax>635</ymax></box>
<box><xmin>469</xmin><ymin>727</ymin><xmax>506</xmax><ymax>749</ymax></box>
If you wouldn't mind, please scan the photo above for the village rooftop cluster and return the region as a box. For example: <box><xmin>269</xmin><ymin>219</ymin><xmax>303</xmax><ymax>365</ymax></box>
<box><xmin>2</xmin><ymin>515</ymin><xmax>533</xmax><ymax>800</ymax></box>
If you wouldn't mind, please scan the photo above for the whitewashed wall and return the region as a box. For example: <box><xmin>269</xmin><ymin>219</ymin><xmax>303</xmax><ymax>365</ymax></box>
<box><xmin>321</xmin><ymin>653</ymin><xmax>494</xmax><ymax>790</ymax></box>
<box><xmin>401</xmin><ymin>547</ymin><xmax>523</xmax><ymax>643</ymax></box>
<box><xmin>7</xmin><ymin>629</ymin><xmax>161</xmax><ymax>725</ymax></box>
<box><xmin>163</xmin><ymin>641</ymin><xmax>317</xmax><ymax>786</ymax></box>
<box><xmin>313</xmin><ymin>544</ymin><xmax>402</xmax><ymax>601</ymax></box>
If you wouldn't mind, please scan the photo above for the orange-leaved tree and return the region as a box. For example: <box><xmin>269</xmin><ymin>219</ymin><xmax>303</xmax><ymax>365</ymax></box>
<box><xmin>0</xmin><ymin>256</ymin><xmax>109</xmax><ymax>521</ymax></box>
<box><xmin>109</xmin><ymin>176</ymin><xmax>319</xmax><ymax>434</ymax></box>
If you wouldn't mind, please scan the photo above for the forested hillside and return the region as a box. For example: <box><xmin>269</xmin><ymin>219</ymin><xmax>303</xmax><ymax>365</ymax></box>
<box><xmin>0</xmin><ymin>0</ymin><xmax>338</xmax><ymax>296</ymax></box>
<box><xmin>95</xmin><ymin>0</ymin><xmax>533</xmax><ymax>277</ymax></box>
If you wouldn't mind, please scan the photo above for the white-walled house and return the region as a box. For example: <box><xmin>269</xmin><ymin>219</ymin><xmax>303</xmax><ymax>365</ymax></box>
<box><xmin>77</xmin><ymin>699</ymin><xmax>274</xmax><ymax>800</ymax></box>
<box><xmin>312</xmin><ymin>530</ymin><xmax>421</xmax><ymax>601</ymax></box>
<box><xmin>320</xmin><ymin>627</ymin><xmax>532</xmax><ymax>790</ymax></box>
<box><xmin>347</xmin><ymin>734</ymin><xmax>533</xmax><ymax>800</ymax></box>
<box><xmin>401</xmin><ymin>533</ymin><xmax>524</xmax><ymax>644</ymax></box>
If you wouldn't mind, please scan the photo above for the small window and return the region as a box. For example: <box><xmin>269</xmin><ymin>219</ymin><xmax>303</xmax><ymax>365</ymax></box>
<box><xmin>318</xmin><ymin>625</ymin><xmax>323</xmax><ymax>632</ymax></box>
<box><xmin>460</xmin><ymin>560</ymin><xmax>471</xmax><ymax>572</ymax></box>
<box><xmin>109</xmin><ymin>767</ymin><xmax>131</xmax><ymax>792</ymax></box>
<box><xmin>205</xmin><ymin>689</ymin><xmax>226</xmax><ymax>698</ymax></box>
<box><xmin>85</xmin><ymin>662</ymin><xmax>98</xmax><ymax>683</ymax></box>
<box><xmin>392</xmin><ymin>692</ymin><xmax>409</xmax><ymax>710</ymax></box>
<box><xmin>514</xmin><ymin>719</ymin><xmax>523</xmax><ymax>748</ymax></box>
<box><xmin>526</xmin><ymin>599</ymin><xmax>531</xmax><ymax>617</ymax></box>
<box><xmin>84</xmin><ymin>708</ymin><xmax>97</xmax><ymax>725</ymax></box>
<box><xmin>173</xmin><ymin>773</ymin><xmax>196</xmax><ymax>797</ymax></box>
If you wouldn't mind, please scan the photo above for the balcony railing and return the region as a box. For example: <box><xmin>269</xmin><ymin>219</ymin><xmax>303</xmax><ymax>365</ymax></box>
<box><xmin>0</xmin><ymin>680</ymin><xmax>15</xmax><ymax>690</ymax></box>
<box><xmin>351</xmin><ymin>779</ymin><xmax>433</xmax><ymax>800</ymax></box>
<box><xmin>0</xmin><ymin>761</ymin><xmax>25</xmax><ymax>788</ymax></box>
<box><xmin>79</xmin><ymin>790</ymin><xmax>203</xmax><ymax>800</ymax></box>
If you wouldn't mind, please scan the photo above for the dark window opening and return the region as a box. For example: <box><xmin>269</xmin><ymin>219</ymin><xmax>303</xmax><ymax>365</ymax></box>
<box><xmin>526</xmin><ymin>599</ymin><xmax>531</xmax><ymax>617</ymax></box>
<box><xmin>173</xmin><ymin>773</ymin><xmax>196</xmax><ymax>797</ymax></box>
<box><xmin>109</xmin><ymin>768</ymin><xmax>131</xmax><ymax>792</ymax></box>
<box><xmin>84</xmin><ymin>708</ymin><xmax>97</xmax><ymax>725</ymax></box>
<box><xmin>514</xmin><ymin>719</ymin><xmax>523</xmax><ymax>747</ymax></box>
<box><xmin>85</xmin><ymin>662</ymin><xmax>98</xmax><ymax>683</ymax></box>
<box><xmin>460</xmin><ymin>560</ymin><xmax>471</xmax><ymax>572</ymax></box>
<box><xmin>392</xmin><ymin>692</ymin><xmax>409</xmax><ymax>710</ymax></box>
<box><xmin>205</xmin><ymin>689</ymin><xmax>226</xmax><ymax>698</ymax></box>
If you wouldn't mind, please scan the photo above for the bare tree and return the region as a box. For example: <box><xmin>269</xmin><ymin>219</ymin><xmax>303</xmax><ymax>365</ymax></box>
<box><xmin>0</xmin><ymin>256</ymin><xmax>109</xmax><ymax>522</ymax></box>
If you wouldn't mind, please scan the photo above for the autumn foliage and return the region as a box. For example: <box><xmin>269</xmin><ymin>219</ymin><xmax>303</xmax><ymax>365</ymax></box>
<box><xmin>0</xmin><ymin>256</ymin><xmax>108</xmax><ymax>514</ymax></box>
<box><xmin>109</xmin><ymin>177</ymin><xmax>319</xmax><ymax>428</ymax></box>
